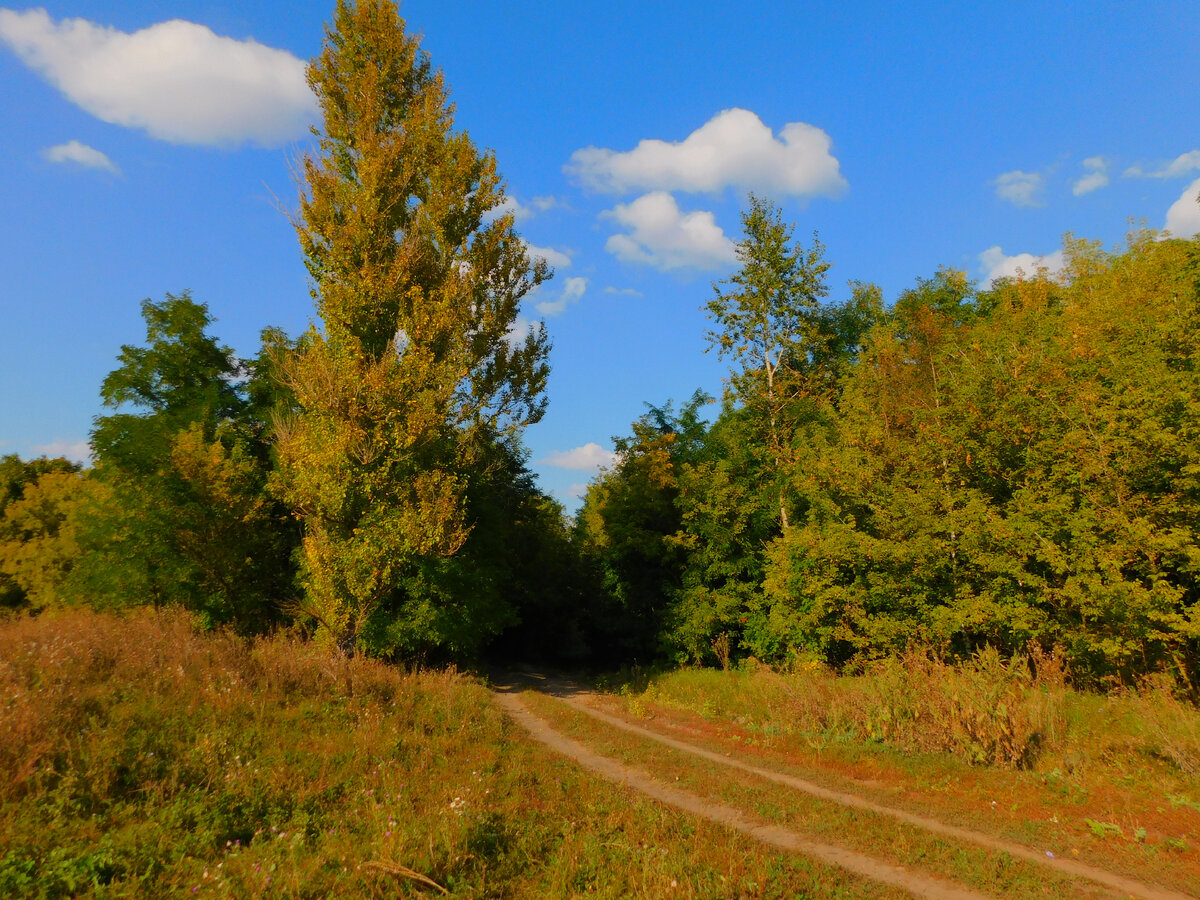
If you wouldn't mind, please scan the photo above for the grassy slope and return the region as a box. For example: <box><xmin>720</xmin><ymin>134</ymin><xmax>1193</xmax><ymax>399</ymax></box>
<box><xmin>1</xmin><ymin>611</ymin><xmax>910</xmax><ymax>899</ymax></box>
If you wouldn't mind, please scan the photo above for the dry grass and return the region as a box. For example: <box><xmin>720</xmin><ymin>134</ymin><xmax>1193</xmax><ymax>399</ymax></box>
<box><xmin>1124</xmin><ymin>675</ymin><xmax>1200</xmax><ymax>777</ymax></box>
<box><xmin>0</xmin><ymin>610</ymin><xmax>913</xmax><ymax>898</ymax></box>
<box><xmin>610</xmin><ymin>648</ymin><xmax>1200</xmax><ymax>782</ymax></box>
<box><xmin>610</xmin><ymin>646</ymin><xmax>1067</xmax><ymax>769</ymax></box>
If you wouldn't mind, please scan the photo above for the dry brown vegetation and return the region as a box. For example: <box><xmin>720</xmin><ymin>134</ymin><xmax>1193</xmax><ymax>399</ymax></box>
<box><xmin>0</xmin><ymin>609</ymin><xmax>923</xmax><ymax>898</ymax></box>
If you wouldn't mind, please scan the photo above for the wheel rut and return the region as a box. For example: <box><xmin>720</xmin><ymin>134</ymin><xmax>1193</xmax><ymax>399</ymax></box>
<box><xmin>494</xmin><ymin>685</ymin><xmax>990</xmax><ymax>900</ymax></box>
<box><xmin>492</xmin><ymin>673</ymin><xmax>1194</xmax><ymax>900</ymax></box>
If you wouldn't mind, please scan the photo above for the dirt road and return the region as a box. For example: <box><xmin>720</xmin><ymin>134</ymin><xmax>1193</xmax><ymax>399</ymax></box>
<box><xmin>492</xmin><ymin>674</ymin><xmax>1193</xmax><ymax>900</ymax></box>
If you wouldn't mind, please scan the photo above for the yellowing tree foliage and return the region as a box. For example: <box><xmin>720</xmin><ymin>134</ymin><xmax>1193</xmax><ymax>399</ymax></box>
<box><xmin>764</xmin><ymin>233</ymin><xmax>1200</xmax><ymax>682</ymax></box>
<box><xmin>275</xmin><ymin>0</ymin><xmax>550</xmax><ymax>656</ymax></box>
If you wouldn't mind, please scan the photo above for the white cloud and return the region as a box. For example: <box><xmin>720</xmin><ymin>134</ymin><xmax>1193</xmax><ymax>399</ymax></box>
<box><xmin>567</xmin><ymin>107</ymin><xmax>847</xmax><ymax>199</ymax></box>
<box><xmin>0</xmin><ymin>9</ymin><xmax>316</xmax><ymax>146</ymax></box>
<box><xmin>603</xmin><ymin>191</ymin><xmax>737</xmax><ymax>271</ymax></box>
<box><xmin>32</xmin><ymin>438</ymin><xmax>92</xmax><ymax>465</ymax></box>
<box><xmin>489</xmin><ymin>195</ymin><xmax>532</xmax><ymax>224</ymax></box>
<box><xmin>43</xmin><ymin>139</ymin><xmax>118</xmax><ymax>173</ymax></box>
<box><xmin>486</xmin><ymin>195</ymin><xmax>564</xmax><ymax>226</ymax></box>
<box><xmin>1072</xmin><ymin>156</ymin><xmax>1108</xmax><ymax>196</ymax></box>
<box><xmin>525</xmin><ymin>242</ymin><xmax>572</xmax><ymax>269</ymax></box>
<box><xmin>536</xmin><ymin>276</ymin><xmax>587</xmax><ymax>316</ymax></box>
<box><xmin>604</xmin><ymin>286</ymin><xmax>643</xmax><ymax>298</ymax></box>
<box><xmin>530</xmin><ymin>195</ymin><xmax>563</xmax><ymax>212</ymax></box>
<box><xmin>504</xmin><ymin>315</ymin><xmax>546</xmax><ymax>350</ymax></box>
<box><xmin>992</xmin><ymin>170</ymin><xmax>1045</xmax><ymax>207</ymax></box>
<box><xmin>566</xmin><ymin>483</ymin><xmax>589</xmax><ymax>500</ymax></box>
<box><xmin>978</xmin><ymin>246</ymin><xmax>1065</xmax><ymax>286</ymax></box>
<box><xmin>541</xmin><ymin>442</ymin><xmax>618</xmax><ymax>472</ymax></box>
<box><xmin>1125</xmin><ymin>150</ymin><xmax>1200</xmax><ymax>179</ymax></box>
<box><xmin>1165</xmin><ymin>177</ymin><xmax>1200</xmax><ymax>238</ymax></box>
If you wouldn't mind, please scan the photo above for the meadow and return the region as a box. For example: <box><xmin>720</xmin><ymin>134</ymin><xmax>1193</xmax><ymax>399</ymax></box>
<box><xmin>5</xmin><ymin>609</ymin><xmax>1199</xmax><ymax>898</ymax></box>
<box><xmin>0</xmin><ymin>610</ymin><xmax>923</xmax><ymax>899</ymax></box>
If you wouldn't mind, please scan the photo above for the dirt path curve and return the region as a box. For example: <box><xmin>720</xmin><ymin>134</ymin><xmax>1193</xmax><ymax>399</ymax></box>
<box><xmin>493</xmin><ymin>686</ymin><xmax>992</xmax><ymax>900</ymax></box>
<box><xmin>510</xmin><ymin>674</ymin><xmax>1192</xmax><ymax>900</ymax></box>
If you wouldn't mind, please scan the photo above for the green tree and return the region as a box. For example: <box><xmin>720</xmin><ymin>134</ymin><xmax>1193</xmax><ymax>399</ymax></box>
<box><xmin>85</xmin><ymin>293</ymin><xmax>295</xmax><ymax>630</ymax></box>
<box><xmin>681</xmin><ymin>202</ymin><xmax>879</xmax><ymax>664</ymax></box>
<box><xmin>668</xmin><ymin>403</ymin><xmax>776</xmax><ymax>664</ymax></box>
<box><xmin>275</xmin><ymin>0</ymin><xmax>550</xmax><ymax>657</ymax></box>
<box><xmin>706</xmin><ymin>195</ymin><xmax>831</xmax><ymax>530</ymax></box>
<box><xmin>764</xmin><ymin>234</ymin><xmax>1200</xmax><ymax>683</ymax></box>
<box><xmin>576</xmin><ymin>391</ymin><xmax>711</xmax><ymax>662</ymax></box>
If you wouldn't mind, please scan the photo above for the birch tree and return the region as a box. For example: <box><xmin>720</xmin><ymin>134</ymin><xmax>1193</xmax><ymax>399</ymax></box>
<box><xmin>705</xmin><ymin>195</ymin><xmax>829</xmax><ymax>530</ymax></box>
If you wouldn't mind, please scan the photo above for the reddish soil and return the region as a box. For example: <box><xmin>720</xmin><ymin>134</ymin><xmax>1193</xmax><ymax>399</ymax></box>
<box><xmin>493</xmin><ymin>672</ymin><xmax>1196</xmax><ymax>900</ymax></box>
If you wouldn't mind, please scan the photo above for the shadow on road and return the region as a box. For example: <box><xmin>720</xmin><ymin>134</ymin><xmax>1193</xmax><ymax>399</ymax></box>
<box><xmin>486</xmin><ymin>667</ymin><xmax>594</xmax><ymax>700</ymax></box>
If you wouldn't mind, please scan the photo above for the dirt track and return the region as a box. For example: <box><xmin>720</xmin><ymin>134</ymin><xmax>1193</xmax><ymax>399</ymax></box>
<box><xmin>492</xmin><ymin>675</ymin><xmax>1194</xmax><ymax>900</ymax></box>
<box><xmin>494</xmin><ymin>684</ymin><xmax>990</xmax><ymax>900</ymax></box>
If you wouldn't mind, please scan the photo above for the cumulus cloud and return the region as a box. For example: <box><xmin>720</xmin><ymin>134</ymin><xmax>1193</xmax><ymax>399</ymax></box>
<box><xmin>567</xmin><ymin>108</ymin><xmax>846</xmax><ymax>199</ymax></box>
<box><xmin>604</xmin><ymin>286</ymin><xmax>643</xmax><ymax>298</ymax></box>
<box><xmin>525</xmin><ymin>242</ymin><xmax>572</xmax><ymax>269</ymax></box>
<box><xmin>1165</xmin><ymin>177</ymin><xmax>1200</xmax><ymax>238</ymax></box>
<box><xmin>1125</xmin><ymin>150</ymin><xmax>1200</xmax><ymax>179</ymax></box>
<box><xmin>0</xmin><ymin>8</ymin><xmax>316</xmax><ymax>146</ymax></box>
<box><xmin>992</xmin><ymin>170</ymin><xmax>1046</xmax><ymax>207</ymax></box>
<box><xmin>43</xmin><ymin>139</ymin><xmax>118</xmax><ymax>172</ymax></box>
<box><xmin>541</xmin><ymin>442</ymin><xmax>618</xmax><ymax>472</ymax></box>
<box><xmin>32</xmin><ymin>438</ymin><xmax>92</xmax><ymax>465</ymax></box>
<box><xmin>535</xmin><ymin>276</ymin><xmax>587</xmax><ymax>316</ymax></box>
<box><xmin>1072</xmin><ymin>156</ymin><xmax>1108</xmax><ymax>196</ymax></box>
<box><xmin>603</xmin><ymin>191</ymin><xmax>737</xmax><ymax>271</ymax></box>
<box><xmin>978</xmin><ymin>246</ymin><xmax>1065</xmax><ymax>286</ymax></box>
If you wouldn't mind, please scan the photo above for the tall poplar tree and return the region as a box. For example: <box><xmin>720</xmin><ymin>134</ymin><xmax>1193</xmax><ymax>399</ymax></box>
<box><xmin>276</xmin><ymin>0</ymin><xmax>550</xmax><ymax>656</ymax></box>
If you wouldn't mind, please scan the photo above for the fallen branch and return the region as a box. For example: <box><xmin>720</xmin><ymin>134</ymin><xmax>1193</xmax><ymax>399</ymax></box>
<box><xmin>364</xmin><ymin>860</ymin><xmax>449</xmax><ymax>895</ymax></box>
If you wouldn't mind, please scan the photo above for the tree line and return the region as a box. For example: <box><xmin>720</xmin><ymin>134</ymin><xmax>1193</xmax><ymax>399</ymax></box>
<box><xmin>2</xmin><ymin>0</ymin><xmax>1199</xmax><ymax>687</ymax></box>
<box><xmin>579</xmin><ymin>202</ymin><xmax>1200</xmax><ymax>687</ymax></box>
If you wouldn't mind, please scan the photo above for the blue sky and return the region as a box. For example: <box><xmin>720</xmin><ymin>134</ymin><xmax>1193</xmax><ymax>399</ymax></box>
<box><xmin>2</xmin><ymin>1</ymin><xmax>1198</xmax><ymax>510</ymax></box>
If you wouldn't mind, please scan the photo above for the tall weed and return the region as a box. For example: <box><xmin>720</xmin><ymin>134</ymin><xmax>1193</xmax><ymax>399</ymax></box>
<box><xmin>633</xmin><ymin>647</ymin><xmax>1069</xmax><ymax>769</ymax></box>
<box><xmin>1127</xmin><ymin>675</ymin><xmax>1200</xmax><ymax>776</ymax></box>
<box><xmin>858</xmin><ymin>648</ymin><xmax>1064</xmax><ymax>767</ymax></box>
